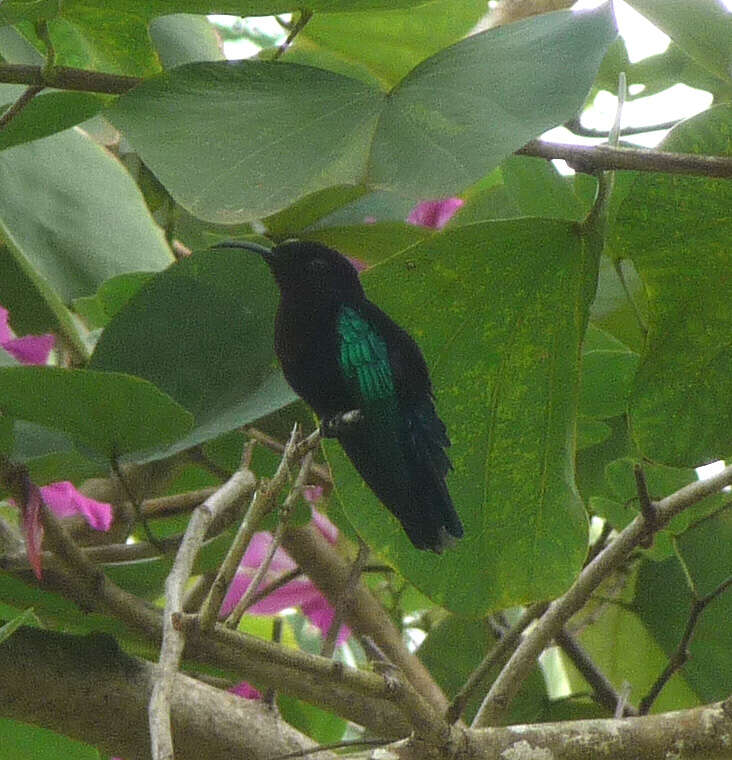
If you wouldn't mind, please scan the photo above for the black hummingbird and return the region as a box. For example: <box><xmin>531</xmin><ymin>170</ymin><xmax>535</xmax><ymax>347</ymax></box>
<box><xmin>216</xmin><ymin>239</ymin><xmax>463</xmax><ymax>552</ymax></box>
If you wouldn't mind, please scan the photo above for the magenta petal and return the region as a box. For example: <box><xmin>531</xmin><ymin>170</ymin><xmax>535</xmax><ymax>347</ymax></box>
<box><xmin>0</xmin><ymin>306</ymin><xmax>55</xmax><ymax>365</ymax></box>
<box><xmin>40</xmin><ymin>482</ymin><xmax>113</xmax><ymax>531</ymax></box>
<box><xmin>229</xmin><ymin>682</ymin><xmax>262</xmax><ymax>700</ymax></box>
<box><xmin>21</xmin><ymin>482</ymin><xmax>45</xmax><ymax>580</ymax></box>
<box><xmin>302</xmin><ymin>596</ymin><xmax>351</xmax><ymax>646</ymax></box>
<box><xmin>407</xmin><ymin>198</ymin><xmax>464</xmax><ymax>230</ymax></box>
<box><xmin>304</xmin><ymin>485</ymin><xmax>323</xmax><ymax>504</ymax></box>
<box><xmin>3</xmin><ymin>334</ymin><xmax>55</xmax><ymax>365</ymax></box>
<box><xmin>311</xmin><ymin>509</ymin><xmax>338</xmax><ymax>544</ymax></box>
<box><xmin>241</xmin><ymin>531</ymin><xmax>296</xmax><ymax>572</ymax></box>
<box><xmin>0</xmin><ymin>306</ymin><xmax>12</xmax><ymax>343</ymax></box>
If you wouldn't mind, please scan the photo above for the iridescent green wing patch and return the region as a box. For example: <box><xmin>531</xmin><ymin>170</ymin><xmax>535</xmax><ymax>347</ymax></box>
<box><xmin>337</xmin><ymin>306</ymin><xmax>395</xmax><ymax>402</ymax></box>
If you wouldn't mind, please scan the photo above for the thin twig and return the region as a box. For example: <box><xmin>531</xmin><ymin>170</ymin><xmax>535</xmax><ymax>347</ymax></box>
<box><xmin>321</xmin><ymin>537</ymin><xmax>369</xmax><ymax>658</ymax></box>
<box><xmin>0</xmin><ymin>85</ymin><xmax>44</xmax><ymax>130</ymax></box>
<box><xmin>517</xmin><ymin>140</ymin><xmax>732</xmax><ymax>179</ymax></box>
<box><xmin>225</xmin><ymin>451</ymin><xmax>314</xmax><ymax>629</ymax></box>
<box><xmin>447</xmin><ymin>602</ymin><xmax>548</xmax><ymax>724</ymax></box>
<box><xmin>472</xmin><ymin>464</ymin><xmax>732</xmax><ymax>727</ymax></box>
<box><xmin>264</xmin><ymin>617</ymin><xmax>283</xmax><ymax>707</ymax></box>
<box><xmin>555</xmin><ymin>627</ymin><xmax>637</xmax><ymax>716</ymax></box>
<box><xmin>246</xmin><ymin>427</ymin><xmax>332</xmax><ymax>484</ymax></box>
<box><xmin>273</xmin><ymin>9</ymin><xmax>313</xmax><ymax>59</ymax></box>
<box><xmin>565</xmin><ymin>116</ymin><xmax>681</xmax><ymax>138</ymax></box>
<box><xmin>149</xmin><ymin>467</ymin><xmax>257</xmax><ymax>760</ymax></box>
<box><xmin>269</xmin><ymin>737</ymin><xmax>391</xmax><ymax>760</ymax></box>
<box><xmin>634</xmin><ymin>463</ymin><xmax>658</xmax><ymax>546</ymax></box>
<box><xmin>112</xmin><ymin>456</ymin><xmax>160</xmax><ymax>547</ymax></box>
<box><xmin>638</xmin><ymin>575</ymin><xmax>732</xmax><ymax>715</ymax></box>
<box><xmin>199</xmin><ymin>426</ymin><xmax>321</xmax><ymax>630</ymax></box>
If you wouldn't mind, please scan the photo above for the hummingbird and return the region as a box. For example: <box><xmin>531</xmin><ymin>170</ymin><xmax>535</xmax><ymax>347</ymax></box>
<box><xmin>216</xmin><ymin>239</ymin><xmax>463</xmax><ymax>552</ymax></box>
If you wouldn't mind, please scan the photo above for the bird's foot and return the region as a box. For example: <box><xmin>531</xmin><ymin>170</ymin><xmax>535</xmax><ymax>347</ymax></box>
<box><xmin>320</xmin><ymin>408</ymin><xmax>363</xmax><ymax>438</ymax></box>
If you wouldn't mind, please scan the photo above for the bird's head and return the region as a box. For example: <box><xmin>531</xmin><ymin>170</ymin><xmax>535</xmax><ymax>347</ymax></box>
<box><xmin>215</xmin><ymin>239</ymin><xmax>365</xmax><ymax>303</ymax></box>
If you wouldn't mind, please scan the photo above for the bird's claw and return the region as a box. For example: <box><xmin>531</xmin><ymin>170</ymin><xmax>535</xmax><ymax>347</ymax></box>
<box><xmin>320</xmin><ymin>408</ymin><xmax>363</xmax><ymax>438</ymax></box>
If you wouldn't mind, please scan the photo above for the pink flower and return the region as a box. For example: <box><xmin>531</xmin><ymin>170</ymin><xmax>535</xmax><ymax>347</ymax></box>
<box><xmin>11</xmin><ymin>481</ymin><xmax>114</xmax><ymax>579</ymax></box>
<box><xmin>220</xmin><ymin>508</ymin><xmax>349</xmax><ymax>647</ymax></box>
<box><xmin>0</xmin><ymin>305</ymin><xmax>55</xmax><ymax>365</ymax></box>
<box><xmin>229</xmin><ymin>682</ymin><xmax>262</xmax><ymax>700</ymax></box>
<box><xmin>407</xmin><ymin>197</ymin><xmax>464</xmax><ymax>230</ymax></box>
<box><xmin>40</xmin><ymin>481</ymin><xmax>114</xmax><ymax>532</ymax></box>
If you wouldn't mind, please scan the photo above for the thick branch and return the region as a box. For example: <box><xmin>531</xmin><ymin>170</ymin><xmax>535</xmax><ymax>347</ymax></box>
<box><xmin>3</xmin><ymin>627</ymin><xmax>731</xmax><ymax>760</ymax></box>
<box><xmin>0</xmin><ymin>626</ymin><xmax>330</xmax><ymax>760</ymax></box>
<box><xmin>518</xmin><ymin>139</ymin><xmax>732</xmax><ymax>179</ymax></box>
<box><xmin>282</xmin><ymin>521</ymin><xmax>449</xmax><ymax>715</ymax></box>
<box><xmin>474</xmin><ymin>464</ymin><xmax>732</xmax><ymax>727</ymax></box>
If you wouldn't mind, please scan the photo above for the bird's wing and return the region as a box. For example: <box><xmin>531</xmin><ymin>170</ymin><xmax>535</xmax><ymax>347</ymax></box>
<box><xmin>336</xmin><ymin>305</ymin><xmax>396</xmax><ymax>403</ymax></box>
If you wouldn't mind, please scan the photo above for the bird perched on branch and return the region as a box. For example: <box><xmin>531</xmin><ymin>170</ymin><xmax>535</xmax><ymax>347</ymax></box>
<box><xmin>216</xmin><ymin>239</ymin><xmax>463</xmax><ymax>553</ymax></box>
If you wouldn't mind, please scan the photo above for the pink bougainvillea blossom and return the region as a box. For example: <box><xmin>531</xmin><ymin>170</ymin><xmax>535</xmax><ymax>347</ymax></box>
<box><xmin>40</xmin><ymin>481</ymin><xmax>114</xmax><ymax>532</ymax></box>
<box><xmin>0</xmin><ymin>305</ymin><xmax>55</xmax><ymax>365</ymax></box>
<box><xmin>229</xmin><ymin>682</ymin><xmax>262</xmax><ymax>700</ymax></box>
<box><xmin>220</xmin><ymin>508</ymin><xmax>349</xmax><ymax>646</ymax></box>
<box><xmin>11</xmin><ymin>481</ymin><xmax>114</xmax><ymax>579</ymax></box>
<box><xmin>406</xmin><ymin>197</ymin><xmax>464</xmax><ymax>230</ymax></box>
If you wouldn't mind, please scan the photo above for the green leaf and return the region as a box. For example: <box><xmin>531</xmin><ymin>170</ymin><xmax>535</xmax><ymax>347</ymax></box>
<box><xmin>0</xmin><ymin>718</ymin><xmax>101</xmax><ymax>760</ymax></box>
<box><xmin>419</xmin><ymin>613</ymin><xmax>548</xmax><ymax>724</ymax></box>
<box><xmin>107</xmin><ymin>6</ymin><xmax>616</xmax><ymax>222</ymax></box>
<box><xmin>634</xmin><ymin>555</ymin><xmax>731</xmax><ymax>704</ymax></box>
<box><xmin>9</xmin><ymin>420</ymin><xmax>104</xmax><ymax>485</ymax></box>
<box><xmin>0</xmin><ymin>0</ymin><xmax>60</xmax><ymax>25</ymax></box>
<box><xmin>0</xmin><ymin>607</ymin><xmax>36</xmax><ymax>645</ymax></box>
<box><xmin>89</xmin><ymin>248</ymin><xmax>297</xmax><ymax>460</ymax></box>
<box><xmin>326</xmin><ymin>218</ymin><xmax>593</xmax><ymax>614</ymax></box>
<box><xmin>674</xmin><ymin>505</ymin><xmax>732</xmax><ymax>598</ymax></box>
<box><xmin>277</xmin><ymin>696</ymin><xmax>347</xmax><ymax>745</ymax></box>
<box><xmin>603</xmin><ymin>457</ymin><xmax>726</xmax><ymax>558</ymax></box>
<box><xmin>149</xmin><ymin>13</ymin><xmax>224</xmax><ymax>69</ymax></box>
<box><xmin>575</xmin><ymin>415</ymin><xmax>632</xmax><ymax>505</ymax></box>
<box><xmin>500</xmin><ymin>156</ymin><xmax>585</xmax><ymax>221</ymax></box>
<box><xmin>579</xmin><ymin>326</ymin><xmax>639</xmax><ymax>419</ymax></box>
<box><xmin>72</xmin><ymin>272</ymin><xmax>154</xmax><ymax>329</ymax></box>
<box><xmin>107</xmin><ymin>61</ymin><xmax>384</xmax><ymax>223</ymax></box>
<box><xmin>295</xmin><ymin>0</ymin><xmax>487</xmax><ymax>87</ymax></box>
<box><xmin>625</xmin><ymin>0</ymin><xmax>732</xmax><ymax>84</ymax></box>
<box><xmin>0</xmin><ymin>367</ymin><xmax>193</xmax><ymax>457</ymax></box>
<box><xmin>368</xmin><ymin>4</ymin><xmax>617</xmax><ymax>198</ymax></box>
<box><xmin>0</xmin><ymin>92</ymin><xmax>104</xmax><ymax>151</ymax></box>
<box><xmin>0</xmin><ymin>129</ymin><xmax>173</xmax><ymax>319</ymax></box>
<box><xmin>608</xmin><ymin>105</ymin><xmax>732</xmax><ymax>466</ymax></box>
<box><xmin>302</xmin><ymin>222</ymin><xmax>428</xmax><ymax>265</ymax></box>
<box><xmin>577</xmin><ymin>417</ymin><xmax>612</xmax><ymax>450</ymax></box>
<box><xmin>572</xmin><ymin>563</ymin><xmax>699</xmax><ymax>713</ymax></box>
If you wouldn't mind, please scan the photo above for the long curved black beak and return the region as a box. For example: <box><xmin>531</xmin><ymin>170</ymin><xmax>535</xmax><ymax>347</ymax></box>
<box><xmin>213</xmin><ymin>240</ymin><xmax>273</xmax><ymax>258</ymax></box>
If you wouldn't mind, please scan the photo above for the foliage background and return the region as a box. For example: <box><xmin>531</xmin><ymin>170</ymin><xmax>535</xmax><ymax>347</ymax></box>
<box><xmin>0</xmin><ymin>0</ymin><xmax>730</xmax><ymax>757</ymax></box>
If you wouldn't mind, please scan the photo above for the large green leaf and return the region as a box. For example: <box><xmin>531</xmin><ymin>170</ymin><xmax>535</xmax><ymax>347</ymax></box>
<box><xmin>625</xmin><ymin>0</ymin><xmax>732</xmax><ymax>85</ymax></box>
<box><xmin>0</xmin><ymin>92</ymin><xmax>104</xmax><ymax>152</ymax></box>
<box><xmin>294</xmin><ymin>0</ymin><xmax>487</xmax><ymax>87</ymax></box>
<box><xmin>634</xmin><ymin>553</ymin><xmax>731</xmax><ymax>705</ymax></box>
<box><xmin>325</xmin><ymin>219</ymin><xmax>593</xmax><ymax>614</ymax></box>
<box><xmin>367</xmin><ymin>4</ymin><xmax>616</xmax><ymax>197</ymax></box>
<box><xmin>608</xmin><ymin>105</ymin><xmax>732</xmax><ymax>467</ymax></box>
<box><xmin>572</xmin><ymin>564</ymin><xmax>699</xmax><ymax>713</ymax></box>
<box><xmin>107</xmin><ymin>61</ymin><xmax>384</xmax><ymax>223</ymax></box>
<box><xmin>0</xmin><ymin>718</ymin><xmax>100</xmax><ymax>760</ymax></box>
<box><xmin>107</xmin><ymin>6</ymin><xmax>616</xmax><ymax>222</ymax></box>
<box><xmin>89</xmin><ymin>248</ymin><xmax>297</xmax><ymax>460</ymax></box>
<box><xmin>0</xmin><ymin>367</ymin><xmax>193</xmax><ymax>457</ymax></box>
<box><xmin>0</xmin><ymin>129</ymin><xmax>173</xmax><ymax>329</ymax></box>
